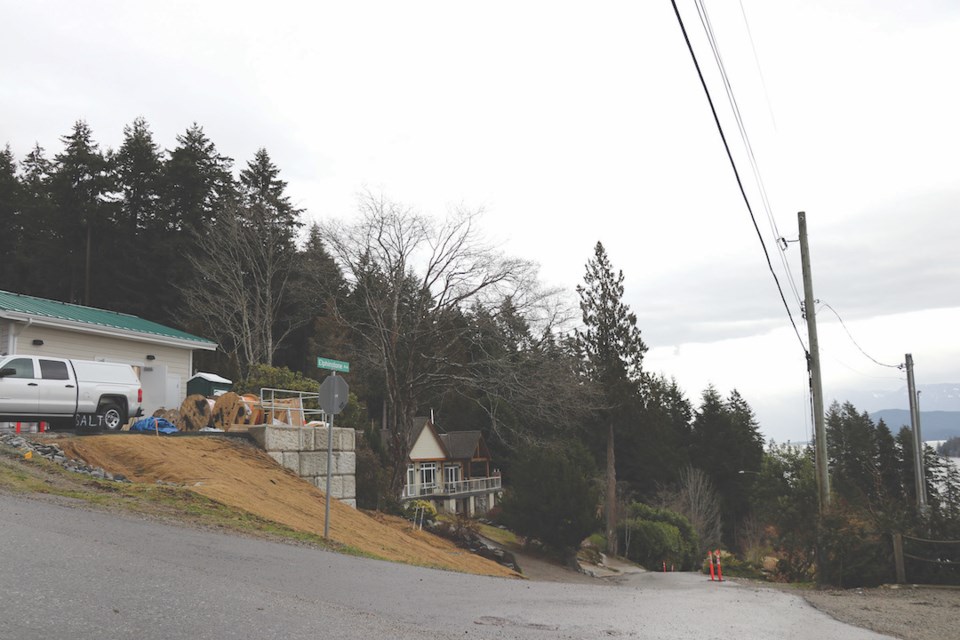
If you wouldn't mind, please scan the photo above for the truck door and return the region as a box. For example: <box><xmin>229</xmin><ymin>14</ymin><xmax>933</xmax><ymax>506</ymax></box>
<box><xmin>0</xmin><ymin>357</ymin><xmax>40</xmax><ymax>414</ymax></box>
<box><xmin>38</xmin><ymin>359</ymin><xmax>76</xmax><ymax>416</ymax></box>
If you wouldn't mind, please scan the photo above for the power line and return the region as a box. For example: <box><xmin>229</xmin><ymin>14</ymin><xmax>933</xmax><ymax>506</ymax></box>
<box><xmin>818</xmin><ymin>301</ymin><xmax>903</xmax><ymax>369</ymax></box>
<box><xmin>737</xmin><ymin>0</ymin><xmax>778</xmax><ymax>131</ymax></box>
<box><xmin>693</xmin><ymin>0</ymin><xmax>804</xmax><ymax>309</ymax></box>
<box><xmin>668</xmin><ymin>0</ymin><xmax>807</xmax><ymax>355</ymax></box>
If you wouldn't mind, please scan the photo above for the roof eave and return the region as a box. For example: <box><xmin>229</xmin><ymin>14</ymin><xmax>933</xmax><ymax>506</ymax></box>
<box><xmin>0</xmin><ymin>312</ymin><xmax>218</xmax><ymax>351</ymax></box>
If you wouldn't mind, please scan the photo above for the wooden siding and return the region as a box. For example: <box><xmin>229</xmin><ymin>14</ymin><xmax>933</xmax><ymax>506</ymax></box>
<box><xmin>13</xmin><ymin>325</ymin><xmax>192</xmax><ymax>413</ymax></box>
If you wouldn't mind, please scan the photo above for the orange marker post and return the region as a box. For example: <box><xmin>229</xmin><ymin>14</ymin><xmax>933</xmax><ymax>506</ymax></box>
<box><xmin>715</xmin><ymin>550</ymin><xmax>723</xmax><ymax>582</ymax></box>
<box><xmin>708</xmin><ymin>552</ymin><xmax>715</xmax><ymax>581</ymax></box>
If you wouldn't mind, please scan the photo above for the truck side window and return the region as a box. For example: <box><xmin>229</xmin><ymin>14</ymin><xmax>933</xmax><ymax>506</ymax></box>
<box><xmin>39</xmin><ymin>360</ymin><xmax>70</xmax><ymax>380</ymax></box>
<box><xmin>4</xmin><ymin>358</ymin><xmax>36</xmax><ymax>379</ymax></box>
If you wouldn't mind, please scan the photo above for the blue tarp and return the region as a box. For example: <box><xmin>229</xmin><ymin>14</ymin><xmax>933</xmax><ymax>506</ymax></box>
<box><xmin>130</xmin><ymin>417</ymin><xmax>179</xmax><ymax>434</ymax></box>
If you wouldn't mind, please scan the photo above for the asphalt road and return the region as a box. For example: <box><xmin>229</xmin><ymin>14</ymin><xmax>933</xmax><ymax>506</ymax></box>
<box><xmin>0</xmin><ymin>495</ymin><xmax>892</xmax><ymax>640</ymax></box>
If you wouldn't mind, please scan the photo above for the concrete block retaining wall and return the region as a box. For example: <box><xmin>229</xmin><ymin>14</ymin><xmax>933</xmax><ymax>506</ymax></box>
<box><xmin>248</xmin><ymin>425</ymin><xmax>357</xmax><ymax>508</ymax></box>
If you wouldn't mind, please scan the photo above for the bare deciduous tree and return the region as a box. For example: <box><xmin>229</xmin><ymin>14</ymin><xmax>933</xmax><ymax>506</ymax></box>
<box><xmin>181</xmin><ymin>205</ymin><xmax>304</xmax><ymax>373</ymax></box>
<box><xmin>322</xmin><ymin>193</ymin><xmax>535</xmax><ymax>494</ymax></box>
<box><xmin>657</xmin><ymin>466</ymin><xmax>723</xmax><ymax>559</ymax></box>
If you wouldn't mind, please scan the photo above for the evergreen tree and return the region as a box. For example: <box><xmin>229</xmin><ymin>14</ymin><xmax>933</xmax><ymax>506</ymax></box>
<box><xmin>689</xmin><ymin>386</ymin><xmax>763</xmax><ymax>545</ymax></box>
<box><xmin>874</xmin><ymin>418</ymin><xmax>902</xmax><ymax>502</ymax></box>
<box><xmin>115</xmin><ymin>117</ymin><xmax>163</xmax><ymax>232</ymax></box>
<box><xmin>499</xmin><ymin>443</ymin><xmax>600</xmax><ymax>557</ymax></box>
<box><xmin>105</xmin><ymin>117</ymin><xmax>166</xmax><ymax>316</ymax></box>
<box><xmin>575</xmin><ymin>241</ymin><xmax>647</xmax><ymax>554</ymax></box>
<box><xmin>826</xmin><ymin>401</ymin><xmax>879</xmax><ymax>505</ymax></box>
<box><xmin>618</xmin><ymin>375</ymin><xmax>692</xmax><ymax>499</ymax></box>
<box><xmin>50</xmin><ymin>121</ymin><xmax>112</xmax><ymax>304</ymax></box>
<box><xmin>13</xmin><ymin>145</ymin><xmax>59</xmax><ymax>298</ymax></box>
<box><xmin>158</xmin><ymin>123</ymin><xmax>236</xmax><ymax>323</ymax></box>
<box><xmin>238</xmin><ymin>148</ymin><xmax>301</xmax><ymax>243</ymax></box>
<box><xmin>162</xmin><ymin>123</ymin><xmax>235</xmax><ymax>234</ymax></box>
<box><xmin>0</xmin><ymin>146</ymin><xmax>20</xmax><ymax>288</ymax></box>
<box><xmin>276</xmin><ymin>224</ymin><xmax>348</xmax><ymax>374</ymax></box>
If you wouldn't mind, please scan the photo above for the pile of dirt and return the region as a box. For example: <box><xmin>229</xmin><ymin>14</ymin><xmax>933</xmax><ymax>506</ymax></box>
<box><xmin>57</xmin><ymin>434</ymin><xmax>518</xmax><ymax>579</ymax></box>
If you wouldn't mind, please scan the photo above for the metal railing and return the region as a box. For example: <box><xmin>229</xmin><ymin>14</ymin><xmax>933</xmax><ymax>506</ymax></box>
<box><xmin>402</xmin><ymin>475</ymin><xmax>501</xmax><ymax>499</ymax></box>
<box><xmin>259</xmin><ymin>387</ymin><xmax>326</xmax><ymax>426</ymax></box>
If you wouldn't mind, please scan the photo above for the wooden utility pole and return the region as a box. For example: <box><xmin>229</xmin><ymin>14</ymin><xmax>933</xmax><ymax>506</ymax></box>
<box><xmin>798</xmin><ymin>212</ymin><xmax>831</xmax><ymax>512</ymax></box>
<box><xmin>905</xmin><ymin>353</ymin><xmax>928</xmax><ymax>510</ymax></box>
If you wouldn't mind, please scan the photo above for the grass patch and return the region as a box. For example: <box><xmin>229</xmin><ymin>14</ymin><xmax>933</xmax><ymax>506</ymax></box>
<box><xmin>435</xmin><ymin>513</ymin><xmax>520</xmax><ymax>548</ymax></box>
<box><xmin>476</xmin><ymin>521</ymin><xmax>519</xmax><ymax>547</ymax></box>
<box><xmin>0</xmin><ymin>443</ymin><xmax>366</xmax><ymax>556</ymax></box>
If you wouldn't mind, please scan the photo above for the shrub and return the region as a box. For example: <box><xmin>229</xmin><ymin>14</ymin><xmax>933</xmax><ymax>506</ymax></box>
<box><xmin>619</xmin><ymin>502</ymin><xmax>699</xmax><ymax>570</ymax></box>
<box><xmin>236</xmin><ymin>364</ymin><xmax>321</xmax><ymax>396</ymax></box>
<box><xmin>819</xmin><ymin>508</ymin><xmax>892</xmax><ymax>588</ymax></box>
<box><xmin>404</xmin><ymin>499</ymin><xmax>437</xmax><ymax>525</ymax></box>
<box><xmin>499</xmin><ymin>443</ymin><xmax>600</xmax><ymax>555</ymax></box>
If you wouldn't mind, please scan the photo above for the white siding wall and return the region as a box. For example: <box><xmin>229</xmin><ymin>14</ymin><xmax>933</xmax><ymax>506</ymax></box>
<box><xmin>410</xmin><ymin>428</ymin><xmax>446</xmax><ymax>461</ymax></box>
<box><xmin>13</xmin><ymin>325</ymin><xmax>193</xmax><ymax>413</ymax></box>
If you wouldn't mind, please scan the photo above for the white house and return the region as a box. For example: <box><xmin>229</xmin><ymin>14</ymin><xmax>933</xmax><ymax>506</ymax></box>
<box><xmin>402</xmin><ymin>417</ymin><xmax>501</xmax><ymax>516</ymax></box>
<box><xmin>0</xmin><ymin>290</ymin><xmax>216</xmax><ymax>417</ymax></box>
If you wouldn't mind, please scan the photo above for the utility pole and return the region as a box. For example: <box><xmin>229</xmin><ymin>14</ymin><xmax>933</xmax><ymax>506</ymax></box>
<box><xmin>905</xmin><ymin>353</ymin><xmax>928</xmax><ymax>510</ymax></box>
<box><xmin>798</xmin><ymin>211</ymin><xmax>831</xmax><ymax>512</ymax></box>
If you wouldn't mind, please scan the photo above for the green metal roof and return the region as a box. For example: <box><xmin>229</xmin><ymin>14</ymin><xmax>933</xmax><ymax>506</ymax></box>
<box><xmin>0</xmin><ymin>290</ymin><xmax>216</xmax><ymax>348</ymax></box>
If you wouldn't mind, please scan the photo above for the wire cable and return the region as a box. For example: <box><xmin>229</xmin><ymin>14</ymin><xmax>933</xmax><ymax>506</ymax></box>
<box><xmin>694</xmin><ymin>0</ymin><xmax>804</xmax><ymax>309</ymax></box>
<box><xmin>669</xmin><ymin>0</ymin><xmax>808</xmax><ymax>355</ymax></box>
<box><xmin>737</xmin><ymin>0</ymin><xmax>778</xmax><ymax>131</ymax></box>
<box><xmin>818</xmin><ymin>301</ymin><xmax>903</xmax><ymax>369</ymax></box>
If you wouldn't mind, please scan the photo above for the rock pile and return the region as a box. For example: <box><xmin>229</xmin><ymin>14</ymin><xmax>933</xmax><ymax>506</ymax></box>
<box><xmin>0</xmin><ymin>434</ymin><xmax>128</xmax><ymax>482</ymax></box>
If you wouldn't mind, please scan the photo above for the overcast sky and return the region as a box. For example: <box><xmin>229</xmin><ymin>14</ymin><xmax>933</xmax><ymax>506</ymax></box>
<box><xmin>3</xmin><ymin>0</ymin><xmax>959</xmax><ymax>442</ymax></box>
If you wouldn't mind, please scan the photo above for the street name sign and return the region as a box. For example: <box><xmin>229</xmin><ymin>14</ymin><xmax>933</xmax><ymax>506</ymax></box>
<box><xmin>317</xmin><ymin>357</ymin><xmax>350</xmax><ymax>373</ymax></box>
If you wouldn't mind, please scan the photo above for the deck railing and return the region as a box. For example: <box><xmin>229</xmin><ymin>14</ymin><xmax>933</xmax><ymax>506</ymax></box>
<box><xmin>402</xmin><ymin>475</ymin><xmax>501</xmax><ymax>499</ymax></box>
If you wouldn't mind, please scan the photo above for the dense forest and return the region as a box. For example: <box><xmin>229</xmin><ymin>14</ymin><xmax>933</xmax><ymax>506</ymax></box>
<box><xmin>2</xmin><ymin>119</ymin><xmax>958</xmax><ymax>586</ymax></box>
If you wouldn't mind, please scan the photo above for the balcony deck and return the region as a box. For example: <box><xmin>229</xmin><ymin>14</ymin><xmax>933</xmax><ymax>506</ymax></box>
<box><xmin>401</xmin><ymin>475</ymin><xmax>501</xmax><ymax>500</ymax></box>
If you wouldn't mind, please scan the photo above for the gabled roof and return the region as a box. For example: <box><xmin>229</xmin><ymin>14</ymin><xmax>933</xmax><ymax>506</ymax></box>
<box><xmin>408</xmin><ymin>417</ymin><xmax>451</xmax><ymax>460</ymax></box>
<box><xmin>439</xmin><ymin>430</ymin><xmax>489</xmax><ymax>461</ymax></box>
<box><xmin>0</xmin><ymin>289</ymin><xmax>216</xmax><ymax>350</ymax></box>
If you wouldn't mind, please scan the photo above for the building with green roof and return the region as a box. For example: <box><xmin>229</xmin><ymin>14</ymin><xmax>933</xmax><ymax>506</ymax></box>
<box><xmin>0</xmin><ymin>290</ymin><xmax>217</xmax><ymax>417</ymax></box>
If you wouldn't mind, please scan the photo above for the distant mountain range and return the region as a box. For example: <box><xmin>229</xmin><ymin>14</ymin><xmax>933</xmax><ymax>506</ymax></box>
<box><xmin>822</xmin><ymin>382</ymin><xmax>960</xmax><ymax>441</ymax></box>
<box><xmin>868</xmin><ymin>409</ymin><xmax>960</xmax><ymax>441</ymax></box>
<box><xmin>834</xmin><ymin>383</ymin><xmax>960</xmax><ymax>414</ymax></box>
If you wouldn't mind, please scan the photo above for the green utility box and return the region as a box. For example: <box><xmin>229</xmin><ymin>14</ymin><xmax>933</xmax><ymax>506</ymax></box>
<box><xmin>186</xmin><ymin>372</ymin><xmax>233</xmax><ymax>397</ymax></box>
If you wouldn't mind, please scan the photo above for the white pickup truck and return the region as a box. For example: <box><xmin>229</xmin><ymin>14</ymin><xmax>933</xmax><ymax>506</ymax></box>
<box><xmin>0</xmin><ymin>355</ymin><xmax>143</xmax><ymax>430</ymax></box>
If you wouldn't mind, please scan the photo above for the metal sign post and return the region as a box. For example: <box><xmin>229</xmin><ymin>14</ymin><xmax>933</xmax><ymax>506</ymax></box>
<box><xmin>318</xmin><ymin>358</ymin><xmax>349</xmax><ymax>539</ymax></box>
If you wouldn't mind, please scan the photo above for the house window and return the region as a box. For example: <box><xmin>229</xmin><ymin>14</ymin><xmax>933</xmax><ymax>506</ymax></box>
<box><xmin>445</xmin><ymin>464</ymin><xmax>460</xmax><ymax>486</ymax></box>
<box><xmin>406</xmin><ymin>464</ymin><xmax>415</xmax><ymax>488</ymax></box>
<box><xmin>420</xmin><ymin>462</ymin><xmax>437</xmax><ymax>490</ymax></box>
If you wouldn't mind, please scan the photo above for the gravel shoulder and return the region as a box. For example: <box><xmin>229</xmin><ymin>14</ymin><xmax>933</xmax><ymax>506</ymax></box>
<box><xmin>799</xmin><ymin>584</ymin><xmax>960</xmax><ymax>640</ymax></box>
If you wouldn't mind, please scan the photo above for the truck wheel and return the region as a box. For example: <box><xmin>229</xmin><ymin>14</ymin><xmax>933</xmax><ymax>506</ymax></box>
<box><xmin>99</xmin><ymin>402</ymin><xmax>126</xmax><ymax>431</ymax></box>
